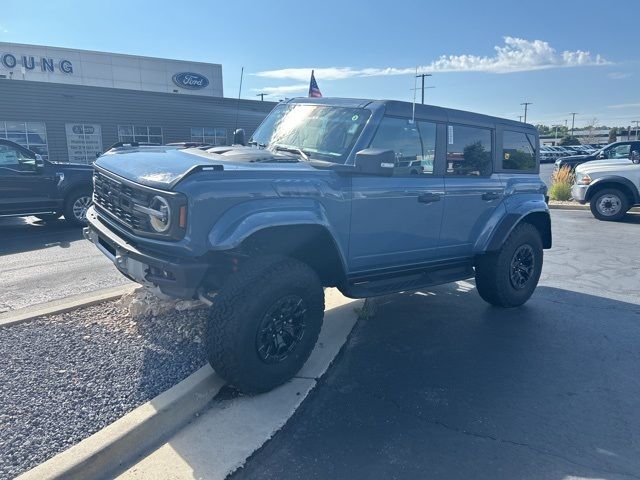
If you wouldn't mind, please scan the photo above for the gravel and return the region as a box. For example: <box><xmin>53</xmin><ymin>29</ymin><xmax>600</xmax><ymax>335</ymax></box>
<box><xmin>0</xmin><ymin>300</ymin><xmax>209</xmax><ymax>480</ymax></box>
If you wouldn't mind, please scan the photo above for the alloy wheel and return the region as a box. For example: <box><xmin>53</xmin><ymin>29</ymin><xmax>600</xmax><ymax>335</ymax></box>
<box><xmin>256</xmin><ymin>295</ymin><xmax>307</xmax><ymax>364</ymax></box>
<box><xmin>509</xmin><ymin>244</ymin><xmax>535</xmax><ymax>290</ymax></box>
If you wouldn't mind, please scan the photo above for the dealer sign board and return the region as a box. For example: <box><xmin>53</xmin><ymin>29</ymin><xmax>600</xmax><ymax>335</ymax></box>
<box><xmin>65</xmin><ymin>123</ymin><xmax>103</xmax><ymax>164</ymax></box>
<box><xmin>172</xmin><ymin>72</ymin><xmax>210</xmax><ymax>90</ymax></box>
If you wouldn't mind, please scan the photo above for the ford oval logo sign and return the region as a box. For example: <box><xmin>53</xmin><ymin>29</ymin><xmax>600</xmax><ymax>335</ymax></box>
<box><xmin>172</xmin><ymin>72</ymin><xmax>209</xmax><ymax>90</ymax></box>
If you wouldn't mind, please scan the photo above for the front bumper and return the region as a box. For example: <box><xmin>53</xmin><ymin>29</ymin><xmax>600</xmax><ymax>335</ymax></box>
<box><xmin>84</xmin><ymin>207</ymin><xmax>208</xmax><ymax>298</ymax></box>
<box><xmin>571</xmin><ymin>184</ymin><xmax>589</xmax><ymax>204</ymax></box>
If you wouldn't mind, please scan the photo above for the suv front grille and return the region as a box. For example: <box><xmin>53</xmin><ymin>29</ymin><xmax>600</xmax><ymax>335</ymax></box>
<box><xmin>93</xmin><ymin>171</ymin><xmax>153</xmax><ymax>232</ymax></box>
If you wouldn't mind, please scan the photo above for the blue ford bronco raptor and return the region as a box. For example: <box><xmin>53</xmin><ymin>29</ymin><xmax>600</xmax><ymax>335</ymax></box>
<box><xmin>85</xmin><ymin>97</ymin><xmax>551</xmax><ymax>393</ymax></box>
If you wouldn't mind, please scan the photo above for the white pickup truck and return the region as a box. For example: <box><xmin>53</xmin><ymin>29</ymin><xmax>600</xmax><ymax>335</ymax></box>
<box><xmin>572</xmin><ymin>151</ymin><xmax>640</xmax><ymax>221</ymax></box>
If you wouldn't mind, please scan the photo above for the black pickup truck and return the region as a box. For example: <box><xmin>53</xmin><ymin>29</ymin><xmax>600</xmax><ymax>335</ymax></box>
<box><xmin>0</xmin><ymin>139</ymin><xmax>93</xmax><ymax>225</ymax></box>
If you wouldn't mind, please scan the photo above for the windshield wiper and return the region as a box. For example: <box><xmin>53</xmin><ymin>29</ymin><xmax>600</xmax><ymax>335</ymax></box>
<box><xmin>271</xmin><ymin>144</ymin><xmax>310</xmax><ymax>162</ymax></box>
<box><xmin>248</xmin><ymin>140</ymin><xmax>267</xmax><ymax>147</ymax></box>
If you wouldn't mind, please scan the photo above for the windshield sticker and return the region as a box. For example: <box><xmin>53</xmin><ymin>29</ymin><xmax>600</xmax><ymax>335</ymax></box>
<box><xmin>352</xmin><ymin>115</ymin><xmax>359</xmax><ymax>121</ymax></box>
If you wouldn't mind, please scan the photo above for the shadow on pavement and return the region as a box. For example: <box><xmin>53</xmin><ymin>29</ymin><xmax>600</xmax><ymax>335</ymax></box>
<box><xmin>231</xmin><ymin>283</ymin><xmax>640</xmax><ymax>480</ymax></box>
<box><xmin>0</xmin><ymin>216</ymin><xmax>83</xmax><ymax>255</ymax></box>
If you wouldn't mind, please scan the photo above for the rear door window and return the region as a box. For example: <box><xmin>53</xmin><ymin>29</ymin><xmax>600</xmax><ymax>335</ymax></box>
<box><xmin>445</xmin><ymin>125</ymin><xmax>493</xmax><ymax>176</ymax></box>
<box><xmin>502</xmin><ymin>131</ymin><xmax>536</xmax><ymax>171</ymax></box>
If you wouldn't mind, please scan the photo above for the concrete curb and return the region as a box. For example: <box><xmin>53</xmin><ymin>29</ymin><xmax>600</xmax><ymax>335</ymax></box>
<box><xmin>548</xmin><ymin>203</ymin><xmax>589</xmax><ymax>210</ymax></box>
<box><xmin>0</xmin><ymin>284</ymin><xmax>137</xmax><ymax>328</ymax></box>
<box><xmin>16</xmin><ymin>289</ymin><xmax>360</xmax><ymax>480</ymax></box>
<box><xmin>16</xmin><ymin>365</ymin><xmax>225</xmax><ymax>480</ymax></box>
<box><xmin>548</xmin><ymin>204</ymin><xmax>640</xmax><ymax>212</ymax></box>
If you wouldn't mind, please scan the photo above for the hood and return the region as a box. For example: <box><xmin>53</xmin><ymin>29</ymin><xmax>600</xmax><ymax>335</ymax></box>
<box><xmin>576</xmin><ymin>159</ymin><xmax>636</xmax><ymax>175</ymax></box>
<box><xmin>94</xmin><ymin>145</ymin><xmax>317</xmax><ymax>189</ymax></box>
<box><xmin>50</xmin><ymin>160</ymin><xmax>94</xmax><ymax>171</ymax></box>
<box><xmin>557</xmin><ymin>154</ymin><xmax>593</xmax><ymax>162</ymax></box>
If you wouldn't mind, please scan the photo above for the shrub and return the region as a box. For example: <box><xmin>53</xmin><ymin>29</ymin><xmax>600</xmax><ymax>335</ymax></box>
<box><xmin>549</xmin><ymin>166</ymin><xmax>575</xmax><ymax>201</ymax></box>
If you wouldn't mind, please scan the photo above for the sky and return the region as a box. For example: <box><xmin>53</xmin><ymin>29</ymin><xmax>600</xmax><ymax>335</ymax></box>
<box><xmin>1</xmin><ymin>0</ymin><xmax>638</xmax><ymax>128</ymax></box>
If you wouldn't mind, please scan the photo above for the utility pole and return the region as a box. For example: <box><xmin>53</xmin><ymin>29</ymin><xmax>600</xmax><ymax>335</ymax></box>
<box><xmin>415</xmin><ymin>73</ymin><xmax>432</xmax><ymax>105</ymax></box>
<box><xmin>570</xmin><ymin>112</ymin><xmax>578</xmax><ymax>136</ymax></box>
<box><xmin>520</xmin><ymin>102</ymin><xmax>532</xmax><ymax>123</ymax></box>
<box><xmin>518</xmin><ymin>116</ymin><xmax>523</xmax><ymax>122</ymax></box>
<box><xmin>256</xmin><ymin>93</ymin><xmax>266</xmax><ymax>101</ymax></box>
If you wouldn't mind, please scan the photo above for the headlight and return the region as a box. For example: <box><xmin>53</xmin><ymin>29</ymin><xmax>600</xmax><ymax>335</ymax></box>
<box><xmin>134</xmin><ymin>195</ymin><xmax>172</xmax><ymax>233</ymax></box>
<box><xmin>575</xmin><ymin>172</ymin><xmax>592</xmax><ymax>185</ymax></box>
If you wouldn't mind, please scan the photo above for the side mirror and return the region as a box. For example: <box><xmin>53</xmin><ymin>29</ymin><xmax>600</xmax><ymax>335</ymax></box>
<box><xmin>35</xmin><ymin>154</ymin><xmax>44</xmax><ymax>171</ymax></box>
<box><xmin>631</xmin><ymin>151</ymin><xmax>640</xmax><ymax>164</ymax></box>
<box><xmin>233</xmin><ymin>129</ymin><xmax>246</xmax><ymax>146</ymax></box>
<box><xmin>354</xmin><ymin>148</ymin><xmax>395</xmax><ymax>176</ymax></box>
<box><xmin>597</xmin><ymin>152</ymin><xmax>606</xmax><ymax>159</ymax></box>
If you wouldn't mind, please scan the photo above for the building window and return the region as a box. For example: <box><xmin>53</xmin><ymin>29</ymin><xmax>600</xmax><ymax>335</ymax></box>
<box><xmin>190</xmin><ymin>127</ymin><xmax>227</xmax><ymax>146</ymax></box>
<box><xmin>446</xmin><ymin>124</ymin><xmax>493</xmax><ymax>176</ymax></box>
<box><xmin>502</xmin><ymin>131</ymin><xmax>536</xmax><ymax>171</ymax></box>
<box><xmin>0</xmin><ymin>121</ymin><xmax>49</xmax><ymax>160</ymax></box>
<box><xmin>118</xmin><ymin>125</ymin><xmax>163</xmax><ymax>145</ymax></box>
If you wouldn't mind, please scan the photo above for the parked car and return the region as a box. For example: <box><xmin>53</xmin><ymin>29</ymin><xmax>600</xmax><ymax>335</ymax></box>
<box><xmin>555</xmin><ymin>141</ymin><xmax>640</xmax><ymax>171</ymax></box>
<box><xmin>84</xmin><ymin>97</ymin><xmax>551</xmax><ymax>393</ymax></box>
<box><xmin>0</xmin><ymin>139</ymin><xmax>93</xmax><ymax>225</ymax></box>
<box><xmin>572</xmin><ymin>150</ymin><xmax>640</xmax><ymax>221</ymax></box>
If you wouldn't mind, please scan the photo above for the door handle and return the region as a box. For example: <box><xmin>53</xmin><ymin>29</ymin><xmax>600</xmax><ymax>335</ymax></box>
<box><xmin>482</xmin><ymin>191</ymin><xmax>501</xmax><ymax>201</ymax></box>
<box><xmin>417</xmin><ymin>193</ymin><xmax>441</xmax><ymax>204</ymax></box>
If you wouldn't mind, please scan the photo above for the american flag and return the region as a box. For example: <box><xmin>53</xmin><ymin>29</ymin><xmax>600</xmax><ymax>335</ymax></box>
<box><xmin>308</xmin><ymin>70</ymin><xmax>322</xmax><ymax>98</ymax></box>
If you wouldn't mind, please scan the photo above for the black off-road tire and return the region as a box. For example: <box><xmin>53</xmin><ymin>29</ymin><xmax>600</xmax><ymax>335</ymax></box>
<box><xmin>589</xmin><ymin>188</ymin><xmax>629</xmax><ymax>222</ymax></box>
<box><xmin>206</xmin><ymin>255</ymin><xmax>324</xmax><ymax>394</ymax></box>
<box><xmin>475</xmin><ymin>223</ymin><xmax>543</xmax><ymax>308</ymax></box>
<box><xmin>34</xmin><ymin>213</ymin><xmax>61</xmax><ymax>222</ymax></box>
<box><xmin>63</xmin><ymin>189</ymin><xmax>92</xmax><ymax>226</ymax></box>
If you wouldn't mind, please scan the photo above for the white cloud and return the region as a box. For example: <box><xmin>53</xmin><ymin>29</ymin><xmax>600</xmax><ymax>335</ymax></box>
<box><xmin>607</xmin><ymin>72</ymin><xmax>632</xmax><ymax>80</ymax></box>
<box><xmin>607</xmin><ymin>102</ymin><xmax>640</xmax><ymax>109</ymax></box>
<box><xmin>251</xmin><ymin>84</ymin><xmax>308</xmax><ymax>96</ymax></box>
<box><xmin>0</xmin><ymin>25</ymin><xmax>8</xmax><ymax>34</ymax></box>
<box><xmin>254</xmin><ymin>37</ymin><xmax>609</xmax><ymax>81</ymax></box>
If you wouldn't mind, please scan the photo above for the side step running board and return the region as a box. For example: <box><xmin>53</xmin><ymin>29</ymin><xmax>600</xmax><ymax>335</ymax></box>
<box><xmin>343</xmin><ymin>262</ymin><xmax>474</xmax><ymax>298</ymax></box>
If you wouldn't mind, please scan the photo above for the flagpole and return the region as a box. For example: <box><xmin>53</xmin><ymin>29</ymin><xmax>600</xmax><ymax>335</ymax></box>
<box><xmin>234</xmin><ymin>66</ymin><xmax>244</xmax><ymax>133</ymax></box>
<box><xmin>411</xmin><ymin>66</ymin><xmax>418</xmax><ymax>124</ymax></box>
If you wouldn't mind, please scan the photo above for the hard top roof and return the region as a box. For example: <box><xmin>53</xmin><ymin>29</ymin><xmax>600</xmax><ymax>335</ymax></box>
<box><xmin>286</xmin><ymin>97</ymin><xmax>535</xmax><ymax>132</ymax></box>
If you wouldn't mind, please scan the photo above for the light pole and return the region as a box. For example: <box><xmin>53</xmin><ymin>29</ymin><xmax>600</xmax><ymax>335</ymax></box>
<box><xmin>415</xmin><ymin>73</ymin><xmax>432</xmax><ymax>105</ymax></box>
<box><xmin>518</xmin><ymin>116</ymin><xmax>523</xmax><ymax>122</ymax></box>
<box><xmin>520</xmin><ymin>102</ymin><xmax>532</xmax><ymax>123</ymax></box>
<box><xmin>570</xmin><ymin>112</ymin><xmax>578</xmax><ymax>136</ymax></box>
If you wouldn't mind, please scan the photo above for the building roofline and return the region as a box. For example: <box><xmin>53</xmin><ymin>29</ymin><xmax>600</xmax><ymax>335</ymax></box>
<box><xmin>0</xmin><ymin>41</ymin><xmax>222</xmax><ymax>68</ymax></box>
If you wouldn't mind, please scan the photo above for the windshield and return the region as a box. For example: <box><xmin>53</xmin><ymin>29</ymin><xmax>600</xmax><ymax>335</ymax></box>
<box><xmin>250</xmin><ymin>104</ymin><xmax>371</xmax><ymax>163</ymax></box>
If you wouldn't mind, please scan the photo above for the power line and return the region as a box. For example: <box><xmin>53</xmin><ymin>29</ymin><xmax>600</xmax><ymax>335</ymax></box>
<box><xmin>415</xmin><ymin>73</ymin><xmax>432</xmax><ymax>105</ymax></box>
<box><xmin>569</xmin><ymin>112</ymin><xmax>578</xmax><ymax>136</ymax></box>
<box><xmin>520</xmin><ymin>102</ymin><xmax>532</xmax><ymax>123</ymax></box>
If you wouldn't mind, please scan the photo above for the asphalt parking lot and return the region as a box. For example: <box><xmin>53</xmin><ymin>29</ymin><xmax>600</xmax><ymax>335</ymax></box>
<box><xmin>233</xmin><ymin>210</ymin><xmax>640</xmax><ymax>480</ymax></box>
<box><xmin>0</xmin><ymin>216</ymin><xmax>131</xmax><ymax>313</ymax></box>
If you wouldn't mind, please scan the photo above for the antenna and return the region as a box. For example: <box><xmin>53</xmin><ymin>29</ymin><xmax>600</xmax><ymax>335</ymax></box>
<box><xmin>233</xmin><ymin>67</ymin><xmax>244</xmax><ymax>133</ymax></box>
<box><xmin>411</xmin><ymin>67</ymin><xmax>418</xmax><ymax>124</ymax></box>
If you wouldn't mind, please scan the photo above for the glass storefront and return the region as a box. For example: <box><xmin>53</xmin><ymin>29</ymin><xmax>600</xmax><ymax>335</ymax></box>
<box><xmin>117</xmin><ymin>125</ymin><xmax>163</xmax><ymax>144</ymax></box>
<box><xmin>0</xmin><ymin>121</ymin><xmax>49</xmax><ymax>160</ymax></box>
<box><xmin>190</xmin><ymin>127</ymin><xmax>227</xmax><ymax>145</ymax></box>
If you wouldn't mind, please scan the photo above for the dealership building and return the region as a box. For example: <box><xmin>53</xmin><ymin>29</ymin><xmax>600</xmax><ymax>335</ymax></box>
<box><xmin>0</xmin><ymin>42</ymin><xmax>276</xmax><ymax>163</ymax></box>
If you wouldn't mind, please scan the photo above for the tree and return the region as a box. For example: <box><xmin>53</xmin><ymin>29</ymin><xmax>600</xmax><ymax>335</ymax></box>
<box><xmin>583</xmin><ymin>117</ymin><xmax>600</xmax><ymax>145</ymax></box>
<box><xmin>608</xmin><ymin>128</ymin><xmax>617</xmax><ymax>144</ymax></box>
<box><xmin>559</xmin><ymin>135</ymin><xmax>580</xmax><ymax>146</ymax></box>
